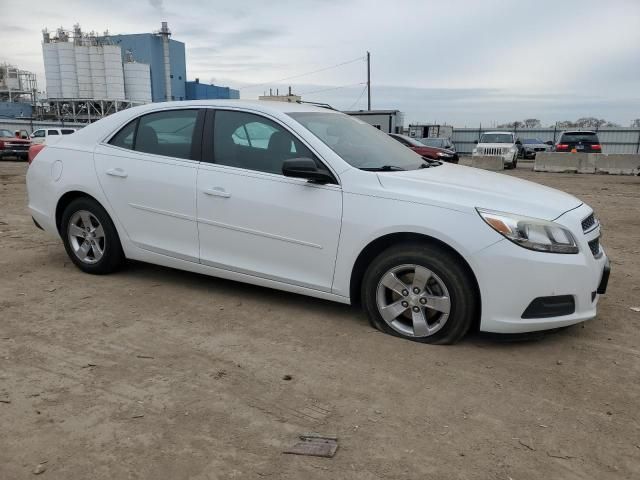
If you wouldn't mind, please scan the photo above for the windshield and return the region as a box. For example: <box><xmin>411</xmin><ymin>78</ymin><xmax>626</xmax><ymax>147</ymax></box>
<box><xmin>288</xmin><ymin>112</ymin><xmax>426</xmax><ymax>170</ymax></box>
<box><xmin>522</xmin><ymin>138</ymin><xmax>543</xmax><ymax>144</ymax></box>
<box><xmin>560</xmin><ymin>132</ymin><xmax>598</xmax><ymax>143</ymax></box>
<box><xmin>0</xmin><ymin>129</ymin><xmax>14</xmax><ymax>137</ymax></box>
<box><xmin>420</xmin><ymin>138</ymin><xmax>445</xmax><ymax>147</ymax></box>
<box><xmin>480</xmin><ymin>133</ymin><xmax>513</xmax><ymax>144</ymax></box>
<box><xmin>391</xmin><ymin>134</ymin><xmax>425</xmax><ymax>147</ymax></box>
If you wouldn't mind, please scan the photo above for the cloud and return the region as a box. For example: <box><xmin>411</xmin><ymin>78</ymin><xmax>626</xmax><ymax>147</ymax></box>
<box><xmin>148</xmin><ymin>0</ymin><xmax>165</xmax><ymax>14</ymax></box>
<box><xmin>0</xmin><ymin>0</ymin><xmax>638</xmax><ymax>124</ymax></box>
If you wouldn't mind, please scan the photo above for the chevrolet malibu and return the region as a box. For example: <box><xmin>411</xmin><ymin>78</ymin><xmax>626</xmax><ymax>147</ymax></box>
<box><xmin>26</xmin><ymin>101</ymin><xmax>610</xmax><ymax>344</ymax></box>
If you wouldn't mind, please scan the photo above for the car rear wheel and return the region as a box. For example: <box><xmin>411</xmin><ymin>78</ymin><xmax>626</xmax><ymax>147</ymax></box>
<box><xmin>361</xmin><ymin>243</ymin><xmax>478</xmax><ymax>344</ymax></box>
<box><xmin>61</xmin><ymin>197</ymin><xmax>124</xmax><ymax>274</ymax></box>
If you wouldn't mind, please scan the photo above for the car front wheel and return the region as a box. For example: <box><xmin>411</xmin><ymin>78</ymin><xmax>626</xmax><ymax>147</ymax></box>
<box><xmin>361</xmin><ymin>243</ymin><xmax>478</xmax><ymax>344</ymax></box>
<box><xmin>61</xmin><ymin>197</ymin><xmax>124</xmax><ymax>274</ymax></box>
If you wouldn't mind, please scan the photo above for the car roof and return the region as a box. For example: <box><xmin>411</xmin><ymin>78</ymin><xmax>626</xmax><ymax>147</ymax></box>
<box><xmin>560</xmin><ymin>130</ymin><xmax>597</xmax><ymax>135</ymax></box>
<box><xmin>132</xmin><ymin>99</ymin><xmax>337</xmax><ymax>115</ymax></box>
<box><xmin>483</xmin><ymin>131</ymin><xmax>514</xmax><ymax>135</ymax></box>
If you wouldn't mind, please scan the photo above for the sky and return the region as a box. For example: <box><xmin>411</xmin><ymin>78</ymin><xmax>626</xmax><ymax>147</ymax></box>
<box><xmin>1</xmin><ymin>0</ymin><xmax>639</xmax><ymax>126</ymax></box>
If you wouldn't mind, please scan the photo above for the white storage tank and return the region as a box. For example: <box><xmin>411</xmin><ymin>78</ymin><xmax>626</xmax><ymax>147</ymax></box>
<box><xmin>74</xmin><ymin>45</ymin><xmax>92</xmax><ymax>98</ymax></box>
<box><xmin>102</xmin><ymin>44</ymin><xmax>125</xmax><ymax>100</ymax></box>
<box><xmin>89</xmin><ymin>45</ymin><xmax>107</xmax><ymax>99</ymax></box>
<box><xmin>124</xmin><ymin>62</ymin><xmax>152</xmax><ymax>104</ymax></box>
<box><xmin>57</xmin><ymin>42</ymin><xmax>78</xmax><ymax>98</ymax></box>
<box><xmin>43</xmin><ymin>42</ymin><xmax>62</xmax><ymax>99</ymax></box>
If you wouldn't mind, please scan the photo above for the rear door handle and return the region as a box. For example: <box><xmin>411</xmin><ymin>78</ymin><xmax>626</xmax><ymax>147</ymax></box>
<box><xmin>204</xmin><ymin>187</ymin><xmax>231</xmax><ymax>198</ymax></box>
<box><xmin>106</xmin><ymin>168</ymin><xmax>128</xmax><ymax>178</ymax></box>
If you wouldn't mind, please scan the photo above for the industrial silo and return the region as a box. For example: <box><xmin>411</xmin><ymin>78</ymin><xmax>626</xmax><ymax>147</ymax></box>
<box><xmin>57</xmin><ymin>42</ymin><xmax>79</xmax><ymax>98</ymax></box>
<box><xmin>74</xmin><ymin>44</ymin><xmax>93</xmax><ymax>98</ymax></box>
<box><xmin>124</xmin><ymin>62</ymin><xmax>152</xmax><ymax>104</ymax></box>
<box><xmin>103</xmin><ymin>44</ymin><xmax>125</xmax><ymax>100</ymax></box>
<box><xmin>42</xmin><ymin>42</ymin><xmax>62</xmax><ymax>99</ymax></box>
<box><xmin>89</xmin><ymin>45</ymin><xmax>107</xmax><ymax>99</ymax></box>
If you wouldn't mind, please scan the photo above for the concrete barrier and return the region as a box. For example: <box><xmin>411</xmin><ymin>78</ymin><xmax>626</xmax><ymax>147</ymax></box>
<box><xmin>594</xmin><ymin>154</ymin><xmax>640</xmax><ymax>175</ymax></box>
<box><xmin>471</xmin><ymin>156</ymin><xmax>504</xmax><ymax>171</ymax></box>
<box><xmin>534</xmin><ymin>153</ymin><xmax>640</xmax><ymax>175</ymax></box>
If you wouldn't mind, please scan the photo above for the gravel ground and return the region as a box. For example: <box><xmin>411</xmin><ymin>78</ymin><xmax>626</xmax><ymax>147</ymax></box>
<box><xmin>1</xmin><ymin>161</ymin><xmax>639</xmax><ymax>479</ymax></box>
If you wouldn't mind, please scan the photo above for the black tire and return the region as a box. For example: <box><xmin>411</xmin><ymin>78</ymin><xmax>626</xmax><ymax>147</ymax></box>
<box><xmin>61</xmin><ymin>197</ymin><xmax>124</xmax><ymax>274</ymax></box>
<box><xmin>361</xmin><ymin>242</ymin><xmax>478</xmax><ymax>344</ymax></box>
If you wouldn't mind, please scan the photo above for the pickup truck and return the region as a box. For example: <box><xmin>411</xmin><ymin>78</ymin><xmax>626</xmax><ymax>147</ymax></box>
<box><xmin>0</xmin><ymin>129</ymin><xmax>30</xmax><ymax>161</ymax></box>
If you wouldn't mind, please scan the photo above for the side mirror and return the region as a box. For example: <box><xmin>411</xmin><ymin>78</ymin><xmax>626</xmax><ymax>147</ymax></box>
<box><xmin>474</xmin><ymin>139</ymin><xmax>478</xmax><ymax>144</ymax></box>
<box><xmin>545</xmin><ymin>141</ymin><xmax>553</xmax><ymax>146</ymax></box>
<box><xmin>282</xmin><ymin>158</ymin><xmax>335</xmax><ymax>184</ymax></box>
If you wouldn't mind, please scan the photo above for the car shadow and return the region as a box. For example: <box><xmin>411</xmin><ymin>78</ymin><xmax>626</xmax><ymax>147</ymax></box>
<box><xmin>113</xmin><ymin>260</ymin><xmax>575</xmax><ymax>346</ymax></box>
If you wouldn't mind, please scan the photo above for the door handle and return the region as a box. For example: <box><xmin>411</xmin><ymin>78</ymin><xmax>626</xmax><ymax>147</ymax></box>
<box><xmin>106</xmin><ymin>168</ymin><xmax>128</xmax><ymax>178</ymax></box>
<box><xmin>204</xmin><ymin>187</ymin><xmax>231</xmax><ymax>198</ymax></box>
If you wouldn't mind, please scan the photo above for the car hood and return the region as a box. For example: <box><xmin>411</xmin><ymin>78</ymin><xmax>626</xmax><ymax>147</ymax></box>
<box><xmin>376</xmin><ymin>163</ymin><xmax>582</xmax><ymax>220</ymax></box>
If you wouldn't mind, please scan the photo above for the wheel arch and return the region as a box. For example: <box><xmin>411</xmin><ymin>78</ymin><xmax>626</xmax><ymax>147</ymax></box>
<box><xmin>55</xmin><ymin>191</ymin><xmax>108</xmax><ymax>236</ymax></box>
<box><xmin>348</xmin><ymin>232</ymin><xmax>482</xmax><ymax>329</ymax></box>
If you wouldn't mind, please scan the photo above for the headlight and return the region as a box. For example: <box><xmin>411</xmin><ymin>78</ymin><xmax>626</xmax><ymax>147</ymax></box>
<box><xmin>436</xmin><ymin>152</ymin><xmax>451</xmax><ymax>157</ymax></box>
<box><xmin>509</xmin><ymin>146</ymin><xmax>518</xmax><ymax>152</ymax></box>
<box><xmin>476</xmin><ymin>208</ymin><xmax>579</xmax><ymax>254</ymax></box>
<box><xmin>472</xmin><ymin>147</ymin><xmax>479</xmax><ymax>154</ymax></box>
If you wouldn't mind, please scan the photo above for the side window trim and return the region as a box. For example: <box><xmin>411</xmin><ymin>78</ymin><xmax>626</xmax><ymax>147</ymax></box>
<box><xmin>202</xmin><ymin>107</ymin><xmax>339</xmax><ymax>185</ymax></box>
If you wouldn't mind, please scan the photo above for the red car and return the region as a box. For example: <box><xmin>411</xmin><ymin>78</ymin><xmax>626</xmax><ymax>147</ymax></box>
<box><xmin>388</xmin><ymin>133</ymin><xmax>459</xmax><ymax>163</ymax></box>
<box><xmin>28</xmin><ymin>143</ymin><xmax>46</xmax><ymax>164</ymax></box>
<box><xmin>0</xmin><ymin>129</ymin><xmax>31</xmax><ymax>161</ymax></box>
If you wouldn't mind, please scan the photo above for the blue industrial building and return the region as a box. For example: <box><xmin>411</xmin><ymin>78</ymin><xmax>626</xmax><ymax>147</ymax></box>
<box><xmin>105</xmin><ymin>33</ymin><xmax>187</xmax><ymax>102</ymax></box>
<box><xmin>185</xmin><ymin>80</ymin><xmax>240</xmax><ymax>100</ymax></box>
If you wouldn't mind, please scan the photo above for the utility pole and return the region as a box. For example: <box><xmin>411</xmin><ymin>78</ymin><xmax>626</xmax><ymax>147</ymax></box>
<box><xmin>366</xmin><ymin>51</ymin><xmax>371</xmax><ymax>111</ymax></box>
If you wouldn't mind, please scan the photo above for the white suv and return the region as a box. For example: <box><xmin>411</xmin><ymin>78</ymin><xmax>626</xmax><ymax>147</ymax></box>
<box><xmin>30</xmin><ymin>128</ymin><xmax>77</xmax><ymax>145</ymax></box>
<box><xmin>472</xmin><ymin>131</ymin><xmax>521</xmax><ymax>169</ymax></box>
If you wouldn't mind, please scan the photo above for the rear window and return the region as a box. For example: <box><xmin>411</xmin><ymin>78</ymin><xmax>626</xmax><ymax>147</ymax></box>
<box><xmin>560</xmin><ymin>132</ymin><xmax>599</xmax><ymax>143</ymax></box>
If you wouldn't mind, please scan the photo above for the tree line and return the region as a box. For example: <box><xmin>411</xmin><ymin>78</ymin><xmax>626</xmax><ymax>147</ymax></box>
<box><xmin>496</xmin><ymin>118</ymin><xmax>640</xmax><ymax>129</ymax></box>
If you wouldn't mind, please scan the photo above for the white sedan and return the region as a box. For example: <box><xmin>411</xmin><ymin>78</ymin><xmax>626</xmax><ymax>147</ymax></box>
<box><xmin>26</xmin><ymin>101</ymin><xmax>610</xmax><ymax>344</ymax></box>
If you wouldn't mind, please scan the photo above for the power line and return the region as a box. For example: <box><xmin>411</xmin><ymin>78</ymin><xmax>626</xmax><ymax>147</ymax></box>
<box><xmin>346</xmin><ymin>85</ymin><xmax>368</xmax><ymax>110</ymax></box>
<box><xmin>300</xmin><ymin>82</ymin><xmax>366</xmax><ymax>96</ymax></box>
<box><xmin>237</xmin><ymin>55</ymin><xmax>365</xmax><ymax>91</ymax></box>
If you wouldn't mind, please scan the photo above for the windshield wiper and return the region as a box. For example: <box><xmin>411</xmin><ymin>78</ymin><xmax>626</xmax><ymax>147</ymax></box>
<box><xmin>420</xmin><ymin>157</ymin><xmax>443</xmax><ymax>168</ymax></box>
<box><xmin>359</xmin><ymin>165</ymin><xmax>406</xmax><ymax>172</ymax></box>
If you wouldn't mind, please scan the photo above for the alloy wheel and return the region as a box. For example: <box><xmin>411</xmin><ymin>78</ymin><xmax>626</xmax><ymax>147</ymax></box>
<box><xmin>67</xmin><ymin>210</ymin><xmax>106</xmax><ymax>264</ymax></box>
<box><xmin>375</xmin><ymin>264</ymin><xmax>451</xmax><ymax>338</ymax></box>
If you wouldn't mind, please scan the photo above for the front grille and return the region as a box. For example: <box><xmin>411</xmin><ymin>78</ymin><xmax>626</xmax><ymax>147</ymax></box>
<box><xmin>480</xmin><ymin>147</ymin><xmax>507</xmax><ymax>156</ymax></box>
<box><xmin>588</xmin><ymin>238</ymin><xmax>600</xmax><ymax>257</ymax></box>
<box><xmin>582</xmin><ymin>213</ymin><xmax>596</xmax><ymax>232</ymax></box>
<box><xmin>5</xmin><ymin>143</ymin><xmax>29</xmax><ymax>151</ymax></box>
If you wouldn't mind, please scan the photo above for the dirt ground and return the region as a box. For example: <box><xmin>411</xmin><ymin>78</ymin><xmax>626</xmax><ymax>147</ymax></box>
<box><xmin>1</xmin><ymin>160</ymin><xmax>639</xmax><ymax>479</ymax></box>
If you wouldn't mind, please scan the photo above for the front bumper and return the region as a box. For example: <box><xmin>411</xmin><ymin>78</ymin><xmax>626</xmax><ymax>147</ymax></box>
<box><xmin>0</xmin><ymin>148</ymin><xmax>29</xmax><ymax>158</ymax></box>
<box><xmin>473</xmin><ymin>204</ymin><xmax>608</xmax><ymax>333</ymax></box>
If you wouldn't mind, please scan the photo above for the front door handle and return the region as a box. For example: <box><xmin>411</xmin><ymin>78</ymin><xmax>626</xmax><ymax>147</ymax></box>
<box><xmin>204</xmin><ymin>187</ymin><xmax>231</xmax><ymax>198</ymax></box>
<box><xmin>106</xmin><ymin>168</ymin><xmax>128</xmax><ymax>178</ymax></box>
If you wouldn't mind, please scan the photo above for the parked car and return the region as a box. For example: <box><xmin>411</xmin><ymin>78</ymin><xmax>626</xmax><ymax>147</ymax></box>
<box><xmin>520</xmin><ymin>138</ymin><xmax>553</xmax><ymax>159</ymax></box>
<box><xmin>419</xmin><ymin>137</ymin><xmax>456</xmax><ymax>152</ymax></box>
<box><xmin>28</xmin><ymin>144</ymin><xmax>46</xmax><ymax>164</ymax></box>
<box><xmin>388</xmin><ymin>133</ymin><xmax>459</xmax><ymax>163</ymax></box>
<box><xmin>472</xmin><ymin>132</ymin><xmax>520</xmax><ymax>169</ymax></box>
<box><xmin>555</xmin><ymin>131</ymin><xmax>601</xmax><ymax>153</ymax></box>
<box><xmin>0</xmin><ymin>128</ymin><xmax>30</xmax><ymax>161</ymax></box>
<box><xmin>26</xmin><ymin>101</ymin><xmax>609</xmax><ymax>344</ymax></box>
<box><xmin>30</xmin><ymin>127</ymin><xmax>77</xmax><ymax>145</ymax></box>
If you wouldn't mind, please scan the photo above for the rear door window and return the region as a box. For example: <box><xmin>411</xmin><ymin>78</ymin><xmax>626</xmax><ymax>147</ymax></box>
<box><xmin>109</xmin><ymin>120</ymin><xmax>137</xmax><ymax>150</ymax></box>
<box><xmin>134</xmin><ymin>109</ymin><xmax>199</xmax><ymax>160</ymax></box>
<box><xmin>61</xmin><ymin>129</ymin><xmax>75</xmax><ymax>135</ymax></box>
<box><xmin>47</xmin><ymin>130</ymin><xmax>59</xmax><ymax>136</ymax></box>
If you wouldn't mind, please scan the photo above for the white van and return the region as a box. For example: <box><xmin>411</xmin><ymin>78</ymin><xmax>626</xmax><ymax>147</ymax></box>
<box><xmin>30</xmin><ymin>128</ymin><xmax>77</xmax><ymax>145</ymax></box>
